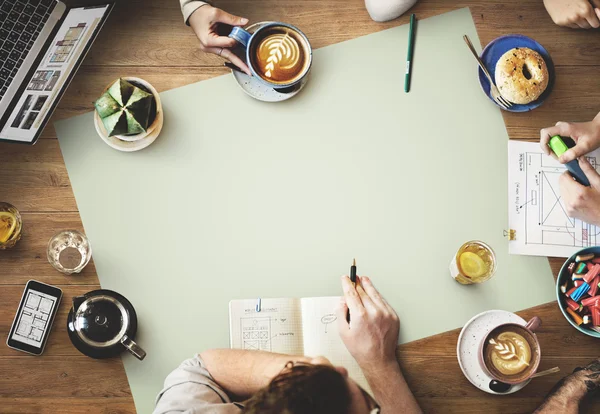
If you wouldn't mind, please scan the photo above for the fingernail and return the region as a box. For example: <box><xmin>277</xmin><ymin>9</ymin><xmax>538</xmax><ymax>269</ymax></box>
<box><xmin>241</xmin><ymin>18</ymin><xmax>249</xmax><ymax>24</ymax></box>
<box><xmin>362</xmin><ymin>276</ymin><xmax>370</xmax><ymax>283</ymax></box>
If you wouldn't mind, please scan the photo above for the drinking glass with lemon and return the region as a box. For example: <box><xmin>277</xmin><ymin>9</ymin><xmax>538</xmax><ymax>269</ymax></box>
<box><xmin>449</xmin><ymin>240</ymin><xmax>496</xmax><ymax>285</ymax></box>
<box><xmin>0</xmin><ymin>202</ymin><xmax>22</xmax><ymax>249</ymax></box>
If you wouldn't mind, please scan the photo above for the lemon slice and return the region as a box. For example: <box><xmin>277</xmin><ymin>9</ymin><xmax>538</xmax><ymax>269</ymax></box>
<box><xmin>0</xmin><ymin>211</ymin><xmax>17</xmax><ymax>243</ymax></box>
<box><xmin>459</xmin><ymin>251</ymin><xmax>486</xmax><ymax>278</ymax></box>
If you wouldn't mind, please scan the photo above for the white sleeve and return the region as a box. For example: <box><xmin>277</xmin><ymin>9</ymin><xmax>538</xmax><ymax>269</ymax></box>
<box><xmin>180</xmin><ymin>0</ymin><xmax>209</xmax><ymax>25</ymax></box>
<box><xmin>364</xmin><ymin>0</ymin><xmax>418</xmax><ymax>22</ymax></box>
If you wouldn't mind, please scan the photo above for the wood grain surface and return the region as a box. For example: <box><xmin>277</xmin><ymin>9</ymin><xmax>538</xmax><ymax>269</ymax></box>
<box><xmin>1</xmin><ymin>0</ymin><xmax>599</xmax><ymax>412</ymax></box>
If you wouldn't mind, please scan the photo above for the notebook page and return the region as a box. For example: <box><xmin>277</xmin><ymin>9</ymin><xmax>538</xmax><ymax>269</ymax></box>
<box><xmin>300</xmin><ymin>296</ymin><xmax>371</xmax><ymax>394</ymax></box>
<box><xmin>229</xmin><ymin>298</ymin><xmax>304</xmax><ymax>355</ymax></box>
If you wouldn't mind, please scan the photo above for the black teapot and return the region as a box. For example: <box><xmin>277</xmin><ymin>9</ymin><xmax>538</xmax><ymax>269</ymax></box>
<box><xmin>67</xmin><ymin>289</ymin><xmax>146</xmax><ymax>360</ymax></box>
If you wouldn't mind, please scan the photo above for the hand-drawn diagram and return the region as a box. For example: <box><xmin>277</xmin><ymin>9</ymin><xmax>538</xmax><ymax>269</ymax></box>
<box><xmin>13</xmin><ymin>291</ymin><xmax>56</xmax><ymax>347</ymax></box>
<box><xmin>522</xmin><ymin>152</ymin><xmax>598</xmax><ymax>247</ymax></box>
<box><xmin>321</xmin><ymin>314</ymin><xmax>337</xmax><ymax>333</ymax></box>
<box><xmin>241</xmin><ymin>317</ymin><xmax>271</xmax><ymax>351</ymax></box>
<box><xmin>509</xmin><ymin>141</ymin><xmax>600</xmax><ymax>257</ymax></box>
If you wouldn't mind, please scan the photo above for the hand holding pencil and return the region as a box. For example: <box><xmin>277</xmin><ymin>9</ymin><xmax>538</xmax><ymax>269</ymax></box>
<box><xmin>337</xmin><ymin>274</ymin><xmax>400</xmax><ymax>370</ymax></box>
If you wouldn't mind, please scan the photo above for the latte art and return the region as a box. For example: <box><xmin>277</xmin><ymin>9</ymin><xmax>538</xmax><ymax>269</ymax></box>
<box><xmin>488</xmin><ymin>332</ymin><xmax>532</xmax><ymax>375</ymax></box>
<box><xmin>252</xmin><ymin>29</ymin><xmax>307</xmax><ymax>84</ymax></box>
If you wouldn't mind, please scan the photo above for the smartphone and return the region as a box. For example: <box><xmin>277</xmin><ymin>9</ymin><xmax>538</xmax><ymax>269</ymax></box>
<box><xmin>6</xmin><ymin>280</ymin><xmax>62</xmax><ymax>356</ymax></box>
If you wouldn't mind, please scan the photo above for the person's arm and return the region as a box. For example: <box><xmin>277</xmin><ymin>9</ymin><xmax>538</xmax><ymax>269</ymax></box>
<box><xmin>199</xmin><ymin>349</ymin><xmax>312</xmax><ymax>400</ymax></box>
<box><xmin>182</xmin><ymin>3</ymin><xmax>251</xmax><ymax>75</ymax></box>
<box><xmin>558</xmin><ymin>156</ymin><xmax>600</xmax><ymax>226</ymax></box>
<box><xmin>543</xmin><ymin>0</ymin><xmax>600</xmax><ymax>28</ymax></box>
<box><xmin>180</xmin><ymin>0</ymin><xmax>208</xmax><ymax>25</ymax></box>
<box><xmin>336</xmin><ymin>275</ymin><xmax>422</xmax><ymax>414</ymax></box>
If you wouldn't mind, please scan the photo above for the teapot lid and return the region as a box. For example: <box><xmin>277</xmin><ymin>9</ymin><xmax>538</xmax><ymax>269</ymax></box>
<box><xmin>73</xmin><ymin>294</ymin><xmax>129</xmax><ymax>348</ymax></box>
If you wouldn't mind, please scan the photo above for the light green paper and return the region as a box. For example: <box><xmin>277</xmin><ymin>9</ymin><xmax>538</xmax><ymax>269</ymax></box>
<box><xmin>55</xmin><ymin>8</ymin><xmax>556</xmax><ymax>413</ymax></box>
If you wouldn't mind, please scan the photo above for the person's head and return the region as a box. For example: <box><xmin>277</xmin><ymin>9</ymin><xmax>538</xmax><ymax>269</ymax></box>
<box><xmin>242</xmin><ymin>357</ymin><xmax>380</xmax><ymax>414</ymax></box>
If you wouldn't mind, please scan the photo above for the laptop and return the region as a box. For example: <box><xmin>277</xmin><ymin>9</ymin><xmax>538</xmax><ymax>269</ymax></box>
<box><xmin>0</xmin><ymin>0</ymin><xmax>114</xmax><ymax>144</ymax></box>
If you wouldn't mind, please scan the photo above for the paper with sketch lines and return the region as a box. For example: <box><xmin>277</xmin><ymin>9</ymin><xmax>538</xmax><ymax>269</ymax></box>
<box><xmin>508</xmin><ymin>140</ymin><xmax>600</xmax><ymax>257</ymax></box>
<box><xmin>229</xmin><ymin>296</ymin><xmax>370</xmax><ymax>393</ymax></box>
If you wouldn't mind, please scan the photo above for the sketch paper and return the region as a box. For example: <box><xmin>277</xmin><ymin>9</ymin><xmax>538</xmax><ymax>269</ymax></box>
<box><xmin>230</xmin><ymin>297</ymin><xmax>370</xmax><ymax>393</ymax></box>
<box><xmin>508</xmin><ymin>140</ymin><xmax>600</xmax><ymax>257</ymax></box>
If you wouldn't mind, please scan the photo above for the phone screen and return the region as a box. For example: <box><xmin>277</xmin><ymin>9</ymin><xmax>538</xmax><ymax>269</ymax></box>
<box><xmin>10</xmin><ymin>288</ymin><xmax>58</xmax><ymax>348</ymax></box>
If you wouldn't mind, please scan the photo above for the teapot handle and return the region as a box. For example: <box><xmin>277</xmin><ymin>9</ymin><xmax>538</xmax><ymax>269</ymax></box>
<box><xmin>121</xmin><ymin>335</ymin><xmax>146</xmax><ymax>361</ymax></box>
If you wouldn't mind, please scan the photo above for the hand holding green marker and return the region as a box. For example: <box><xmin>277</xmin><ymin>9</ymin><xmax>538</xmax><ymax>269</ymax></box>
<box><xmin>548</xmin><ymin>135</ymin><xmax>590</xmax><ymax>187</ymax></box>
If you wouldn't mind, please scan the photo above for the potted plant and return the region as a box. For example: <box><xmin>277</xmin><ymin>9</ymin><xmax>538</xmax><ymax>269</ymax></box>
<box><xmin>93</xmin><ymin>77</ymin><xmax>163</xmax><ymax>150</ymax></box>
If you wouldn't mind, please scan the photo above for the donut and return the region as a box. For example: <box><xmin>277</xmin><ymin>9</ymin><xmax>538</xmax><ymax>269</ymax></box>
<box><xmin>494</xmin><ymin>48</ymin><xmax>549</xmax><ymax>104</ymax></box>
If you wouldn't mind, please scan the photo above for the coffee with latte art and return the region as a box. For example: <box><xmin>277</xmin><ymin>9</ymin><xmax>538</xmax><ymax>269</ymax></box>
<box><xmin>483</xmin><ymin>324</ymin><xmax>539</xmax><ymax>382</ymax></box>
<box><xmin>250</xmin><ymin>26</ymin><xmax>310</xmax><ymax>85</ymax></box>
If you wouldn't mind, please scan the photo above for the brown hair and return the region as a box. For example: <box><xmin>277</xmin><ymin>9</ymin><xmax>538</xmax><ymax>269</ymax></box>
<box><xmin>242</xmin><ymin>363</ymin><xmax>351</xmax><ymax>414</ymax></box>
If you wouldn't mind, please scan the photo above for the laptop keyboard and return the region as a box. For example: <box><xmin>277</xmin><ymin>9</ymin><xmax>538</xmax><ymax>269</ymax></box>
<box><xmin>0</xmin><ymin>0</ymin><xmax>56</xmax><ymax>100</ymax></box>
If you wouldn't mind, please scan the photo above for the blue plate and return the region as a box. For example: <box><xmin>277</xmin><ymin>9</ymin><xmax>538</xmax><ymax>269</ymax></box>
<box><xmin>556</xmin><ymin>246</ymin><xmax>600</xmax><ymax>339</ymax></box>
<box><xmin>478</xmin><ymin>34</ymin><xmax>555</xmax><ymax>112</ymax></box>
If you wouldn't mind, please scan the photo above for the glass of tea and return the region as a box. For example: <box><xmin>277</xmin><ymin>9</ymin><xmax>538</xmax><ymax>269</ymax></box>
<box><xmin>47</xmin><ymin>230</ymin><xmax>92</xmax><ymax>274</ymax></box>
<box><xmin>449</xmin><ymin>240</ymin><xmax>497</xmax><ymax>285</ymax></box>
<box><xmin>0</xmin><ymin>202</ymin><xmax>23</xmax><ymax>249</ymax></box>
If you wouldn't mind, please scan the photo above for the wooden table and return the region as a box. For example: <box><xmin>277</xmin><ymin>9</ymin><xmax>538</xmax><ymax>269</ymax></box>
<box><xmin>1</xmin><ymin>0</ymin><xmax>599</xmax><ymax>412</ymax></box>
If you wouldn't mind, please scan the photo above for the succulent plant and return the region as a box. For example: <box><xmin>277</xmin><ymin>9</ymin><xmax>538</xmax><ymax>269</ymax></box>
<box><xmin>94</xmin><ymin>78</ymin><xmax>154</xmax><ymax>137</ymax></box>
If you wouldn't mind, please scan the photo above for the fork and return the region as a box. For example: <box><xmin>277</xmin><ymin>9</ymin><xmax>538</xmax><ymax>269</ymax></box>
<box><xmin>463</xmin><ymin>35</ymin><xmax>513</xmax><ymax>110</ymax></box>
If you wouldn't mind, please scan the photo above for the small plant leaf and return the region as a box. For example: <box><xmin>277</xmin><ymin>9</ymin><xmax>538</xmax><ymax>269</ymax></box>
<box><xmin>101</xmin><ymin>110</ymin><xmax>127</xmax><ymax>137</ymax></box>
<box><xmin>94</xmin><ymin>92</ymin><xmax>121</xmax><ymax>118</ymax></box>
<box><xmin>96</xmin><ymin>78</ymin><xmax>154</xmax><ymax>135</ymax></box>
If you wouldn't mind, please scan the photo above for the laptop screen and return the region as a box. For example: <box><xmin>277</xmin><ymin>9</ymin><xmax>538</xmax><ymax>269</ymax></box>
<box><xmin>0</xmin><ymin>4</ymin><xmax>112</xmax><ymax>144</ymax></box>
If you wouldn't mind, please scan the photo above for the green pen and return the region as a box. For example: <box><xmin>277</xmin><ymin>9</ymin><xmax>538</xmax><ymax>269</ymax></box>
<box><xmin>405</xmin><ymin>13</ymin><xmax>416</xmax><ymax>93</ymax></box>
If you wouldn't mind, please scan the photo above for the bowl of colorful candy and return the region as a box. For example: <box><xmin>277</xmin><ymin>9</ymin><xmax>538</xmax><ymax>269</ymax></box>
<box><xmin>557</xmin><ymin>247</ymin><xmax>600</xmax><ymax>338</ymax></box>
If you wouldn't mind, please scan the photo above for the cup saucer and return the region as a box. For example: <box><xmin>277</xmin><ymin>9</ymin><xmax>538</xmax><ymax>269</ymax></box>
<box><xmin>229</xmin><ymin>21</ymin><xmax>308</xmax><ymax>103</ymax></box>
<box><xmin>457</xmin><ymin>309</ymin><xmax>531</xmax><ymax>395</ymax></box>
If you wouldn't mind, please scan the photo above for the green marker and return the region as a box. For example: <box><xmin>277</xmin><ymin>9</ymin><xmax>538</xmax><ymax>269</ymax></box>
<box><xmin>548</xmin><ymin>135</ymin><xmax>569</xmax><ymax>157</ymax></box>
<box><xmin>405</xmin><ymin>14</ymin><xmax>416</xmax><ymax>93</ymax></box>
<box><xmin>548</xmin><ymin>135</ymin><xmax>590</xmax><ymax>187</ymax></box>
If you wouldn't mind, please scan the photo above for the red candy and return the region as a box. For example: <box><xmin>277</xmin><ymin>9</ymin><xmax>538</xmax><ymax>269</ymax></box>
<box><xmin>589</xmin><ymin>276</ymin><xmax>600</xmax><ymax>297</ymax></box>
<box><xmin>581</xmin><ymin>296</ymin><xmax>600</xmax><ymax>307</ymax></box>
<box><xmin>593</xmin><ymin>308</ymin><xmax>600</xmax><ymax>326</ymax></box>
<box><xmin>564</xmin><ymin>258</ymin><xmax>600</xmax><ymax>328</ymax></box>
<box><xmin>566</xmin><ymin>298</ymin><xmax>581</xmax><ymax>312</ymax></box>
<box><xmin>584</xmin><ymin>264</ymin><xmax>600</xmax><ymax>283</ymax></box>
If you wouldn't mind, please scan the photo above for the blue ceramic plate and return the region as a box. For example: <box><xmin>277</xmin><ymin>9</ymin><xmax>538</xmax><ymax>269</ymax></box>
<box><xmin>556</xmin><ymin>246</ymin><xmax>600</xmax><ymax>339</ymax></box>
<box><xmin>478</xmin><ymin>34</ymin><xmax>555</xmax><ymax>112</ymax></box>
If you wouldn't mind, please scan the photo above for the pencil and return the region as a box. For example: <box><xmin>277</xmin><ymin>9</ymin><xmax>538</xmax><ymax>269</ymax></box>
<box><xmin>347</xmin><ymin>259</ymin><xmax>357</xmax><ymax>323</ymax></box>
<box><xmin>350</xmin><ymin>258</ymin><xmax>357</xmax><ymax>284</ymax></box>
<box><xmin>404</xmin><ymin>13</ymin><xmax>416</xmax><ymax>93</ymax></box>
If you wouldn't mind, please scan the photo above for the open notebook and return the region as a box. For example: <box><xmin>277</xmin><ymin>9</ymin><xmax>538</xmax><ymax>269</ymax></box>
<box><xmin>229</xmin><ymin>296</ymin><xmax>370</xmax><ymax>393</ymax></box>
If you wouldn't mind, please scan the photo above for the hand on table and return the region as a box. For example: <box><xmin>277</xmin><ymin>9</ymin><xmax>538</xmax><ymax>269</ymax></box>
<box><xmin>543</xmin><ymin>0</ymin><xmax>600</xmax><ymax>28</ymax></box>
<box><xmin>558</xmin><ymin>157</ymin><xmax>600</xmax><ymax>225</ymax></box>
<box><xmin>540</xmin><ymin>117</ymin><xmax>600</xmax><ymax>163</ymax></box>
<box><xmin>188</xmin><ymin>5</ymin><xmax>252</xmax><ymax>75</ymax></box>
<box><xmin>336</xmin><ymin>275</ymin><xmax>400</xmax><ymax>372</ymax></box>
